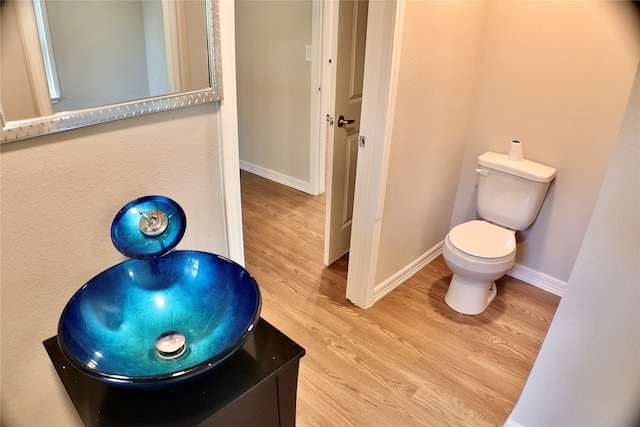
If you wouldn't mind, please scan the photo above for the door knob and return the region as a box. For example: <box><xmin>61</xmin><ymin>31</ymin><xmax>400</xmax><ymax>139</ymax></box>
<box><xmin>337</xmin><ymin>115</ymin><xmax>355</xmax><ymax>128</ymax></box>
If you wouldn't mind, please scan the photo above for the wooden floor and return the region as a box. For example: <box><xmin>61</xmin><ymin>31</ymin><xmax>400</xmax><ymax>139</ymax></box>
<box><xmin>240</xmin><ymin>171</ymin><xmax>560</xmax><ymax>427</ymax></box>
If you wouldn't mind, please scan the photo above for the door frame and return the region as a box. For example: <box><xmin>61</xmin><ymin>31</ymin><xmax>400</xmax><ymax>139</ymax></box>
<box><xmin>319</xmin><ymin>0</ymin><xmax>405</xmax><ymax>307</ymax></box>
<box><xmin>14</xmin><ymin>0</ymin><xmax>55</xmax><ymax>117</ymax></box>
<box><xmin>218</xmin><ymin>0</ymin><xmax>245</xmax><ymax>265</ymax></box>
<box><xmin>309</xmin><ymin>0</ymin><xmax>326</xmax><ymax>196</ymax></box>
<box><xmin>344</xmin><ymin>0</ymin><xmax>405</xmax><ymax>308</ymax></box>
<box><xmin>219</xmin><ymin>0</ymin><xmax>405</xmax><ymax>308</ymax></box>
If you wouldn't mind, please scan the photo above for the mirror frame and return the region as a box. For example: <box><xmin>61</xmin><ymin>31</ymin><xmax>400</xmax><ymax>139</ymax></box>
<box><xmin>0</xmin><ymin>0</ymin><xmax>222</xmax><ymax>144</ymax></box>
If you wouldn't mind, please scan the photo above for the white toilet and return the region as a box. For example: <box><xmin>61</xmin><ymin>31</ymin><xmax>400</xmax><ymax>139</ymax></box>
<box><xmin>443</xmin><ymin>150</ymin><xmax>557</xmax><ymax>315</ymax></box>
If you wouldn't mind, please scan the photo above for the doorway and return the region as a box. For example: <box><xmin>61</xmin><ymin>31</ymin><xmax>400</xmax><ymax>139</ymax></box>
<box><xmin>234</xmin><ymin>0</ymin><xmax>323</xmax><ymax>195</ymax></box>
<box><xmin>232</xmin><ymin>0</ymin><xmax>402</xmax><ymax>307</ymax></box>
<box><xmin>234</xmin><ymin>0</ymin><xmax>367</xmax><ymax>266</ymax></box>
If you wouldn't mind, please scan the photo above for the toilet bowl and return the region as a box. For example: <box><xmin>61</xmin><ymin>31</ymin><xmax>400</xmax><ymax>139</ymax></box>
<box><xmin>443</xmin><ymin>220</ymin><xmax>516</xmax><ymax>315</ymax></box>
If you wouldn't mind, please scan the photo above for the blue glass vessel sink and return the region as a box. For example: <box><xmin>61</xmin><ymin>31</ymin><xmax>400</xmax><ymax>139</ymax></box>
<box><xmin>58</xmin><ymin>250</ymin><xmax>261</xmax><ymax>388</ymax></box>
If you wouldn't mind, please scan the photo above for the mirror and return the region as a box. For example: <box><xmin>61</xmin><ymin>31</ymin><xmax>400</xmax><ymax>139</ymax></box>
<box><xmin>0</xmin><ymin>0</ymin><xmax>222</xmax><ymax>143</ymax></box>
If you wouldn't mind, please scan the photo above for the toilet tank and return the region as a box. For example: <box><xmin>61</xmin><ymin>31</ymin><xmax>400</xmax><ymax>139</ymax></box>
<box><xmin>476</xmin><ymin>152</ymin><xmax>557</xmax><ymax>231</ymax></box>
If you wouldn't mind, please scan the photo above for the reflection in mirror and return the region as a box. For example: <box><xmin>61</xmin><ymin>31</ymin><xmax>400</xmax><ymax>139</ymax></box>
<box><xmin>0</xmin><ymin>0</ymin><xmax>222</xmax><ymax>143</ymax></box>
<box><xmin>33</xmin><ymin>0</ymin><xmax>61</xmax><ymax>105</ymax></box>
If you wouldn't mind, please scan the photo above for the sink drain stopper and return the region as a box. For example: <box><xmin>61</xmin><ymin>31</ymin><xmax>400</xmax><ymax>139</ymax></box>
<box><xmin>155</xmin><ymin>331</ymin><xmax>186</xmax><ymax>360</ymax></box>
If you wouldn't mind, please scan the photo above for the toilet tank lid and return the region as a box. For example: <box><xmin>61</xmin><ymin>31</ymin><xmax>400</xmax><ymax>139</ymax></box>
<box><xmin>478</xmin><ymin>151</ymin><xmax>557</xmax><ymax>183</ymax></box>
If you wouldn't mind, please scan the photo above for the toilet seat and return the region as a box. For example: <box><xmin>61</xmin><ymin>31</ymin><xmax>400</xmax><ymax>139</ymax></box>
<box><xmin>448</xmin><ymin>220</ymin><xmax>515</xmax><ymax>260</ymax></box>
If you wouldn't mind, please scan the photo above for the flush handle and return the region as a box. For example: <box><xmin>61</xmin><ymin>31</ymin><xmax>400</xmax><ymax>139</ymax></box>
<box><xmin>475</xmin><ymin>168</ymin><xmax>489</xmax><ymax>177</ymax></box>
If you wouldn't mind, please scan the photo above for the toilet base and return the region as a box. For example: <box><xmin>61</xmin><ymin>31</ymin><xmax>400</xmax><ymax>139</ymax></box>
<box><xmin>445</xmin><ymin>274</ymin><xmax>497</xmax><ymax>315</ymax></box>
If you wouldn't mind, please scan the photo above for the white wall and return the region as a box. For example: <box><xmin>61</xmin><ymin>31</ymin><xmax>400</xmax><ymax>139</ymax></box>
<box><xmin>507</xmin><ymin>64</ymin><xmax>639</xmax><ymax>427</ymax></box>
<box><xmin>235</xmin><ymin>0</ymin><xmax>312</xmax><ymax>189</ymax></box>
<box><xmin>450</xmin><ymin>1</ymin><xmax>640</xmax><ymax>285</ymax></box>
<box><xmin>375</xmin><ymin>1</ymin><xmax>486</xmax><ymax>284</ymax></box>
<box><xmin>0</xmin><ymin>103</ymin><xmax>226</xmax><ymax>427</ymax></box>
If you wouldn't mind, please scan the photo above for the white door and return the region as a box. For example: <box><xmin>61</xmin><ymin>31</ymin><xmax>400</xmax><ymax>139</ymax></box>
<box><xmin>324</xmin><ymin>0</ymin><xmax>368</xmax><ymax>266</ymax></box>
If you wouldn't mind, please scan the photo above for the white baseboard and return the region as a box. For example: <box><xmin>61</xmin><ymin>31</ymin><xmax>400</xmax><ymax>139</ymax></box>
<box><xmin>240</xmin><ymin>160</ymin><xmax>313</xmax><ymax>194</ymax></box>
<box><xmin>507</xmin><ymin>263</ymin><xmax>566</xmax><ymax>296</ymax></box>
<box><xmin>373</xmin><ymin>242</ymin><xmax>444</xmax><ymax>303</ymax></box>
<box><xmin>372</xmin><ymin>241</ymin><xmax>566</xmax><ymax>303</ymax></box>
<box><xmin>503</xmin><ymin>417</ymin><xmax>525</xmax><ymax>427</ymax></box>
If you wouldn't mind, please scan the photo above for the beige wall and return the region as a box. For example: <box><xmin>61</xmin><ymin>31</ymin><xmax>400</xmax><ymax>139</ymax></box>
<box><xmin>0</xmin><ymin>104</ymin><xmax>226</xmax><ymax>426</ymax></box>
<box><xmin>235</xmin><ymin>0</ymin><xmax>312</xmax><ymax>185</ymax></box>
<box><xmin>451</xmin><ymin>1</ymin><xmax>640</xmax><ymax>282</ymax></box>
<box><xmin>376</xmin><ymin>1</ymin><xmax>639</xmax><ymax>288</ymax></box>
<box><xmin>452</xmin><ymin>2</ymin><xmax>640</xmax><ymax>281</ymax></box>
<box><xmin>1</xmin><ymin>1</ymin><xmax>39</xmax><ymax>120</ymax></box>
<box><xmin>375</xmin><ymin>1</ymin><xmax>487</xmax><ymax>284</ymax></box>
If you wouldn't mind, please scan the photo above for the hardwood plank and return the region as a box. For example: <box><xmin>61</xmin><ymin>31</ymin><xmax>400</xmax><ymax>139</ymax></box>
<box><xmin>240</xmin><ymin>171</ymin><xmax>560</xmax><ymax>426</ymax></box>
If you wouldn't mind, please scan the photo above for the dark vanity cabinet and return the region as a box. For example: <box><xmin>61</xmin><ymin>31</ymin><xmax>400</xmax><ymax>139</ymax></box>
<box><xmin>44</xmin><ymin>319</ymin><xmax>305</xmax><ymax>427</ymax></box>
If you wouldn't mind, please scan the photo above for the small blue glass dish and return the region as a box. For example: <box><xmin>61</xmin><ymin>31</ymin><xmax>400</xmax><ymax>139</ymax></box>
<box><xmin>111</xmin><ymin>195</ymin><xmax>186</xmax><ymax>260</ymax></box>
<box><xmin>57</xmin><ymin>250</ymin><xmax>261</xmax><ymax>388</ymax></box>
